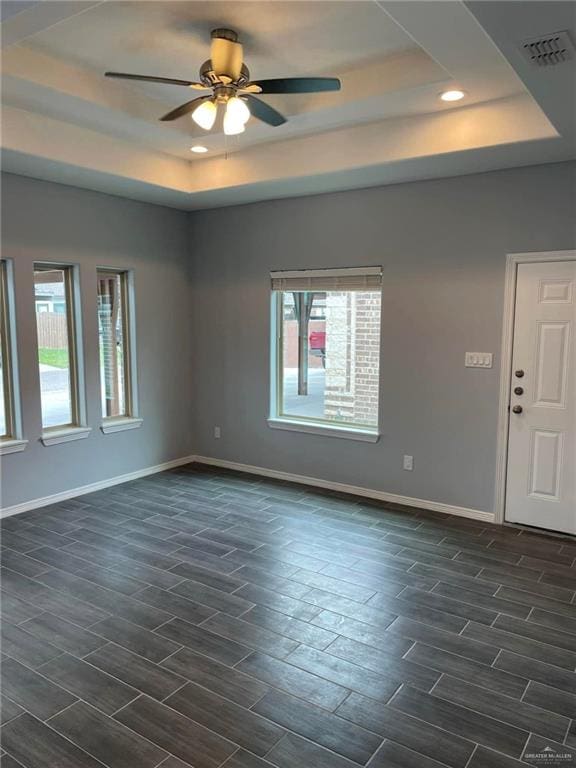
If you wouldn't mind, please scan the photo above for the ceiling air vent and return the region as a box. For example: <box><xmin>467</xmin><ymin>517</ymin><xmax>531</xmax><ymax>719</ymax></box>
<box><xmin>519</xmin><ymin>30</ymin><xmax>574</xmax><ymax>67</ymax></box>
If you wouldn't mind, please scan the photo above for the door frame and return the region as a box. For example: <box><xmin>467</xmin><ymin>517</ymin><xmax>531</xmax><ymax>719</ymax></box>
<box><xmin>494</xmin><ymin>249</ymin><xmax>576</xmax><ymax>525</ymax></box>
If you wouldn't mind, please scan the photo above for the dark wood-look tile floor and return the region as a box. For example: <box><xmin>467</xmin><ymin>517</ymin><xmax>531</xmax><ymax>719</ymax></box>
<box><xmin>1</xmin><ymin>464</ymin><xmax>575</xmax><ymax>768</ymax></box>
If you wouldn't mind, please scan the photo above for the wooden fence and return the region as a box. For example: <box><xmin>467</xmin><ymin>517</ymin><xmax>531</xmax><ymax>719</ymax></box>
<box><xmin>36</xmin><ymin>313</ymin><xmax>67</xmax><ymax>349</ymax></box>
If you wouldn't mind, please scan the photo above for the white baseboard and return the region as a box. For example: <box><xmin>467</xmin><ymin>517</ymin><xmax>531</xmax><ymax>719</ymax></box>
<box><xmin>0</xmin><ymin>454</ymin><xmax>196</xmax><ymax>518</ymax></box>
<box><xmin>194</xmin><ymin>455</ymin><xmax>495</xmax><ymax>523</ymax></box>
<box><xmin>1</xmin><ymin>452</ymin><xmax>494</xmax><ymax>524</ymax></box>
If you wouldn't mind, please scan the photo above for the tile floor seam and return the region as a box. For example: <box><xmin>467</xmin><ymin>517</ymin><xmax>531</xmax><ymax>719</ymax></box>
<box><xmin>462</xmin><ymin>742</ymin><xmax>479</xmax><ymax>768</ymax></box>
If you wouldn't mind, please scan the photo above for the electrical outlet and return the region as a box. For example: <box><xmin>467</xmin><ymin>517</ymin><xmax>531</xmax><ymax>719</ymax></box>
<box><xmin>403</xmin><ymin>455</ymin><xmax>413</xmax><ymax>471</ymax></box>
<box><xmin>214</xmin><ymin>426</ymin><xmax>221</xmax><ymax>439</ymax></box>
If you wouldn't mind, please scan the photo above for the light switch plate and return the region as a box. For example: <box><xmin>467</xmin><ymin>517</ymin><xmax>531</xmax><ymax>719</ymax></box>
<box><xmin>465</xmin><ymin>352</ymin><xmax>493</xmax><ymax>368</ymax></box>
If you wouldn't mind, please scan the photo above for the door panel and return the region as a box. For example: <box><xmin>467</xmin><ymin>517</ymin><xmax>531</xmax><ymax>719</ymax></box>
<box><xmin>533</xmin><ymin>322</ymin><xmax>569</xmax><ymax>407</ymax></box>
<box><xmin>539</xmin><ymin>278</ymin><xmax>573</xmax><ymax>303</ymax></box>
<box><xmin>505</xmin><ymin>260</ymin><xmax>576</xmax><ymax>534</ymax></box>
<box><xmin>528</xmin><ymin>429</ymin><xmax>562</xmax><ymax>500</ymax></box>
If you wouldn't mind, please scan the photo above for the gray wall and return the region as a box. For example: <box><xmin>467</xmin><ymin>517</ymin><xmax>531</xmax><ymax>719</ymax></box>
<box><xmin>1</xmin><ymin>173</ymin><xmax>194</xmax><ymax>508</ymax></box>
<box><xmin>188</xmin><ymin>161</ymin><xmax>576</xmax><ymax>514</ymax></box>
<box><xmin>3</xmin><ymin>163</ymin><xmax>575</xmax><ymax>513</ymax></box>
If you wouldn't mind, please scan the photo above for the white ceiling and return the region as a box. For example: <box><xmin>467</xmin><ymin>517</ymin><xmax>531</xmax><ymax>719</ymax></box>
<box><xmin>1</xmin><ymin>0</ymin><xmax>574</xmax><ymax>209</ymax></box>
<box><xmin>24</xmin><ymin>2</ymin><xmax>416</xmax><ymax>80</ymax></box>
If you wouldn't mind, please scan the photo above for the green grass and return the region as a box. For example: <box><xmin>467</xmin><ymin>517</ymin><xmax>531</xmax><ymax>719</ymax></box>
<box><xmin>38</xmin><ymin>348</ymin><xmax>69</xmax><ymax>368</ymax></box>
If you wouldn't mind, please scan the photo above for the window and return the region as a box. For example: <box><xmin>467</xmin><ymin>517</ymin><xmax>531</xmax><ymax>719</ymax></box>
<box><xmin>34</xmin><ymin>264</ymin><xmax>89</xmax><ymax>444</ymax></box>
<box><xmin>1</xmin><ymin>259</ymin><xmax>26</xmax><ymax>454</ymax></box>
<box><xmin>97</xmin><ymin>269</ymin><xmax>140</xmax><ymax>432</ymax></box>
<box><xmin>0</xmin><ymin>261</ymin><xmax>12</xmax><ymax>440</ymax></box>
<box><xmin>270</xmin><ymin>267</ymin><xmax>382</xmax><ymax>440</ymax></box>
<box><xmin>0</xmin><ymin>259</ymin><xmax>27</xmax><ymax>453</ymax></box>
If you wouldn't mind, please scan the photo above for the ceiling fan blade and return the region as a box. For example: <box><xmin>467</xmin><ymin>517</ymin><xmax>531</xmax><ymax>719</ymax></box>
<box><xmin>244</xmin><ymin>95</ymin><xmax>286</xmax><ymax>127</ymax></box>
<box><xmin>105</xmin><ymin>72</ymin><xmax>207</xmax><ymax>89</ymax></box>
<box><xmin>160</xmin><ymin>96</ymin><xmax>211</xmax><ymax>122</ymax></box>
<box><xmin>248</xmin><ymin>77</ymin><xmax>341</xmax><ymax>94</ymax></box>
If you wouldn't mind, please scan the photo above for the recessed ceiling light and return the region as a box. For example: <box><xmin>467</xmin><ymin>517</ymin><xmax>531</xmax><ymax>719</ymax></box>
<box><xmin>440</xmin><ymin>89</ymin><xmax>466</xmax><ymax>102</ymax></box>
<box><xmin>190</xmin><ymin>145</ymin><xmax>208</xmax><ymax>153</ymax></box>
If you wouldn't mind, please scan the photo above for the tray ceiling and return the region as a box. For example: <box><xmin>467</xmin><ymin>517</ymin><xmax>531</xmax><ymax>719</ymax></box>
<box><xmin>1</xmin><ymin>0</ymin><xmax>574</xmax><ymax>209</ymax></box>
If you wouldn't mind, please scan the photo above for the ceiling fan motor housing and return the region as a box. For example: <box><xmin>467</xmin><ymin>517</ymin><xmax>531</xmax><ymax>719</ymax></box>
<box><xmin>211</xmin><ymin>28</ymin><xmax>239</xmax><ymax>43</ymax></box>
<box><xmin>200</xmin><ymin>60</ymin><xmax>250</xmax><ymax>89</ymax></box>
<box><xmin>209</xmin><ymin>28</ymin><xmax>244</xmax><ymax>83</ymax></box>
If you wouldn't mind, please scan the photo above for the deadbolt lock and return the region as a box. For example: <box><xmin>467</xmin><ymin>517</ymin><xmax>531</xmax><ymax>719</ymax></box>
<box><xmin>512</xmin><ymin>405</ymin><xmax>523</xmax><ymax>414</ymax></box>
<box><xmin>515</xmin><ymin>370</ymin><xmax>524</xmax><ymax>378</ymax></box>
<box><xmin>514</xmin><ymin>387</ymin><xmax>524</xmax><ymax>395</ymax></box>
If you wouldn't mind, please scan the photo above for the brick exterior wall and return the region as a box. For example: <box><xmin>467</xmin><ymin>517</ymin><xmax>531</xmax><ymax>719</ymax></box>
<box><xmin>324</xmin><ymin>291</ymin><xmax>381</xmax><ymax>426</ymax></box>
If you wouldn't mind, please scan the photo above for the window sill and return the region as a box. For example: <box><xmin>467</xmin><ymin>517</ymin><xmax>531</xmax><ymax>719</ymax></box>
<box><xmin>41</xmin><ymin>426</ymin><xmax>92</xmax><ymax>446</ymax></box>
<box><xmin>0</xmin><ymin>438</ymin><xmax>28</xmax><ymax>455</ymax></box>
<box><xmin>267</xmin><ymin>418</ymin><xmax>380</xmax><ymax>442</ymax></box>
<box><xmin>100</xmin><ymin>417</ymin><xmax>143</xmax><ymax>434</ymax></box>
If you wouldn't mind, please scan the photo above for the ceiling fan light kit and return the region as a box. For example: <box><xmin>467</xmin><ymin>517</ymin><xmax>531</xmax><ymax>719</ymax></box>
<box><xmin>223</xmin><ymin>111</ymin><xmax>245</xmax><ymax>135</ymax></box>
<box><xmin>192</xmin><ymin>99</ymin><xmax>217</xmax><ymax>130</ymax></box>
<box><xmin>105</xmin><ymin>27</ymin><xmax>341</xmax><ymax>136</ymax></box>
<box><xmin>227</xmin><ymin>96</ymin><xmax>250</xmax><ymax>125</ymax></box>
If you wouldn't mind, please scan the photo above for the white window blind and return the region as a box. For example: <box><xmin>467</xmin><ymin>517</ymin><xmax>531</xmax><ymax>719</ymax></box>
<box><xmin>270</xmin><ymin>267</ymin><xmax>382</xmax><ymax>292</ymax></box>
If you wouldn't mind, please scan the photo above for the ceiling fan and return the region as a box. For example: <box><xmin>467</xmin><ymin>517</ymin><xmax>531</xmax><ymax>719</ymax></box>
<box><xmin>106</xmin><ymin>28</ymin><xmax>341</xmax><ymax>136</ymax></box>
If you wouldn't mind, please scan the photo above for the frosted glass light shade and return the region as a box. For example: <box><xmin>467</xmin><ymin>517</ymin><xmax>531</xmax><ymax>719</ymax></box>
<box><xmin>226</xmin><ymin>96</ymin><xmax>250</xmax><ymax>124</ymax></box>
<box><xmin>223</xmin><ymin>113</ymin><xmax>245</xmax><ymax>135</ymax></box>
<box><xmin>192</xmin><ymin>100</ymin><xmax>217</xmax><ymax>130</ymax></box>
<box><xmin>223</xmin><ymin>97</ymin><xmax>250</xmax><ymax>135</ymax></box>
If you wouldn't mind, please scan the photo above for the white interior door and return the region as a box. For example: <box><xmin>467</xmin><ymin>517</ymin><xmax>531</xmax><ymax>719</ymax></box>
<box><xmin>505</xmin><ymin>260</ymin><xmax>576</xmax><ymax>534</ymax></box>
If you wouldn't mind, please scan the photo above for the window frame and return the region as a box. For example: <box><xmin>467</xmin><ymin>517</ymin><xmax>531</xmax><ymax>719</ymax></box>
<box><xmin>34</xmin><ymin>262</ymin><xmax>91</xmax><ymax>446</ymax></box>
<box><xmin>1</xmin><ymin>260</ymin><xmax>15</xmax><ymax>439</ymax></box>
<box><xmin>269</xmin><ymin>268</ymin><xmax>382</xmax><ymax>442</ymax></box>
<box><xmin>97</xmin><ymin>267</ymin><xmax>142</xmax><ymax>434</ymax></box>
<box><xmin>0</xmin><ymin>259</ymin><xmax>27</xmax><ymax>454</ymax></box>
